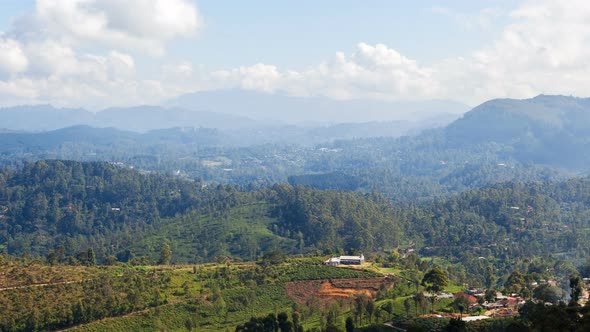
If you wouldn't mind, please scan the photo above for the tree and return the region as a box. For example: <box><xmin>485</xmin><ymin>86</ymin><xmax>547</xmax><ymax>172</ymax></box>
<box><xmin>390</xmin><ymin>292</ymin><xmax>397</xmax><ymax>320</ymax></box>
<box><xmin>415</xmin><ymin>292</ymin><xmax>428</xmax><ymax>315</ymax></box>
<box><xmin>569</xmin><ymin>274</ymin><xmax>584</xmax><ymax>303</ymax></box>
<box><xmin>421</xmin><ymin>267</ymin><xmax>449</xmax><ymax>294</ymax></box>
<box><xmin>484</xmin><ymin>289</ymin><xmax>496</xmax><ymax>302</ymax></box>
<box><xmin>87</xmin><ymin>248</ymin><xmax>96</xmax><ymax>266</ymax></box>
<box><xmin>278</xmin><ymin>312</ymin><xmax>293</xmax><ymax>332</ymax></box>
<box><xmin>185</xmin><ymin>318</ymin><xmax>194</xmax><ymax>331</ymax></box>
<box><xmin>421</xmin><ymin>267</ymin><xmax>448</xmax><ymax>313</ymax></box>
<box><xmin>504</xmin><ymin>271</ymin><xmax>525</xmax><ymax>295</ymax></box>
<box><xmin>345</xmin><ymin>317</ymin><xmax>354</xmax><ymax>332</ymax></box>
<box><xmin>484</xmin><ymin>264</ymin><xmax>497</xmax><ymax>289</ymax></box>
<box><xmin>46</xmin><ymin>250</ymin><xmax>57</xmax><ymax>266</ymax></box>
<box><xmin>158</xmin><ymin>240</ymin><xmax>172</xmax><ymax>265</ymax></box>
<box><xmin>366</xmin><ymin>298</ymin><xmax>375</xmax><ymax>323</ymax></box>
<box><xmin>354</xmin><ymin>295</ymin><xmax>367</xmax><ymax>324</ymax></box>
<box><xmin>292</xmin><ymin>312</ymin><xmax>304</xmax><ymax>332</ymax></box>
<box><xmin>326</xmin><ymin>302</ymin><xmax>340</xmax><ymax>327</ymax></box>
<box><xmin>444</xmin><ymin>317</ymin><xmax>466</xmax><ymax>332</ymax></box>
<box><xmin>404</xmin><ymin>297</ymin><xmax>413</xmax><ymax>317</ymax></box>
<box><xmin>533</xmin><ymin>284</ymin><xmax>565</xmax><ymax>304</ymax></box>
<box><xmin>452</xmin><ymin>296</ymin><xmax>469</xmax><ymax>319</ymax></box>
<box><xmin>382</xmin><ymin>301</ymin><xmax>393</xmax><ymax>320</ymax></box>
<box><xmin>325</xmin><ymin>325</ymin><xmax>343</xmax><ymax>332</ymax></box>
<box><xmin>260</xmin><ymin>249</ymin><xmax>286</xmax><ymax>266</ymax></box>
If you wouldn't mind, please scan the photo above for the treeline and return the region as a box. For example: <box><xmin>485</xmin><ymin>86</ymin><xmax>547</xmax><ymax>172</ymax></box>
<box><xmin>0</xmin><ymin>160</ymin><xmax>250</xmax><ymax>261</ymax></box>
<box><xmin>0</xmin><ymin>160</ymin><xmax>404</xmax><ymax>263</ymax></box>
<box><xmin>3</xmin><ymin>160</ymin><xmax>590</xmax><ymax>282</ymax></box>
<box><xmin>409</xmin><ymin>178</ymin><xmax>590</xmax><ymax>257</ymax></box>
<box><xmin>270</xmin><ymin>184</ymin><xmax>402</xmax><ymax>253</ymax></box>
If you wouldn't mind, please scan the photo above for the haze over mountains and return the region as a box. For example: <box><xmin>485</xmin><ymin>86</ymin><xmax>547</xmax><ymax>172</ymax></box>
<box><xmin>0</xmin><ymin>89</ymin><xmax>467</xmax><ymax>133</ymax></box>
<box><xmin>0</xmin><ymin>94</ymin><xmax>588</xmax><ymax>182</ymax></box>
<box><xmin>166</xmin><ymin>89</ymin><xmax>470</xmax><ymax>124</ymax></box>
<box><xmin>0</xmin><ymin>94</ymin><xmax>587</xmax><ymax>153</ymax></box>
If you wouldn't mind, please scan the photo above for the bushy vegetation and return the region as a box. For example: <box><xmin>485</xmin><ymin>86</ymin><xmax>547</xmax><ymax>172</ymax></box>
<box><xmin>0</xmin><ymin>160</ymin><xmax>402</xmax><ymax>263</ymax></box>
<box><xmin>0</xmin><ymin>259</ymin><xmax>170</xmax><ymax>331</ymax></box>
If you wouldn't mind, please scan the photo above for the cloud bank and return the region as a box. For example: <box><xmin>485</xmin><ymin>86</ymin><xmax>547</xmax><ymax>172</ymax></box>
<box><xmin>0</xmin><ymin>0</ymin><xmax>589</xmax><ymax>108</ymax></box>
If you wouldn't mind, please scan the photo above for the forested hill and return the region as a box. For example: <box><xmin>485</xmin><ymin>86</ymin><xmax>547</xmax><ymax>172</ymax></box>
<box><xmin>3</xmin><ymin>159</ymin><xmax>590</xmax><ymax>279</ymax></box>
<box><xmin>290</xmin><ymin>95</ymin><xmax>590</xmax><ymax>195</ymax></box>
<box><xmin>444</xmin><ymin>94</ymin><xmax>590</xmax><ymax>168</ymax></box>
<box><xmin>0</xmin><ymin>160</ymin><xmax>403</xmax><ymax>263</ymax></box>
<box><xmin>2</xmin><ymin>95</ymin><xmax>587</xmax><ymax>199</ymax></box>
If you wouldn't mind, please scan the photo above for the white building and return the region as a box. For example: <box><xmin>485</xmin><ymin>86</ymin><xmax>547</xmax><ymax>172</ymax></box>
<box><xmin>324</xmin><ymin>254</ymin><xmax>365</xmax><ymax>266</ymax></box>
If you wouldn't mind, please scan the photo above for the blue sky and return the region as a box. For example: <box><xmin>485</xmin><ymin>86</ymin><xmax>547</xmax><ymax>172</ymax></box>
<box><xmin>167</xmin><ymin>1</ymin><xmax>515</xmax><ymax>68</ymax></box>
<box><xmin>0</xmin><ymin>0</ymin><xmax>588</xmax><ymax>109</ymax></box>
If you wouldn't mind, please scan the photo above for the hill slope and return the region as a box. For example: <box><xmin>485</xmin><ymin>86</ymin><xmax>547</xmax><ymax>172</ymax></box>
<box><xmin>0</xmin><ymin>160</ymin><xmax>403</xmax><ymax>262</ymax></box>
<box><xmin>445</xmin><ymin>95</ymin><xmax>590</xmax><ymax>168</ymax></box>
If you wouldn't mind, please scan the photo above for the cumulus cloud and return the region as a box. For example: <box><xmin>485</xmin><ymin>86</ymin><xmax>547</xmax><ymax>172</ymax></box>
<box><xmin>11</xmin><ymin>0</ymin><xmax>202</xmax><ymax>55</ymax></box>
<box><xmin>2</xmin><ymin>0</ymin><xmax>590</xmax><ymax>109</ymax></box>
<box><xmin>207</xmin><ymin>0</ymin><xmax>590</xmax><ymax>105</ymax></box>
<box><xmin>206</xmin><ymin>43</ymin><xmax>439</xmax><ymax>101</ymax></box>
<box><xmin>0</xmin><ymin>0</ymin><xmax>201</xmax><ymax>108</ymax></box>
<box><xmin>446</xmin><ymin>0</ymin><xmax>590</xmax><ymax>103</ymax></box>
<box><xmin>0</xmin><ymin>38</ymin><xmax>28</xmax><ymax>78</ymax></box>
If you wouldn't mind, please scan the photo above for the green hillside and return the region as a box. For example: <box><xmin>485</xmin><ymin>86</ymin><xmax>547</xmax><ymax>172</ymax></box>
<box><xmin>0</xmin><ymin>257</ymin><xmax>383</xmax><ymax>332</ymax></box>
<box><xmin>0</xmin><ymin>160</ymin><xmax>403</xmax><ymax>263</ymax></box>
<box><xmin>445</xmin><ymin>95</ymin><xmax>590</xmax><ymax>168</ymax></box>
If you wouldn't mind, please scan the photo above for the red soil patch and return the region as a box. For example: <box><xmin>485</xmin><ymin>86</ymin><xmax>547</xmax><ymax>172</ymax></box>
<box><xmin>286</xmin><ymin>277</ymin><xmax>394</xmax><ymax>304</ymax></box>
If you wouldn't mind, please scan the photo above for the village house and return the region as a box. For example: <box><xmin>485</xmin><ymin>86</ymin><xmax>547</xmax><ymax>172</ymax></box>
<box><xmin>453</xmin><ymin>292</ymin><xmax>478</xmax><ymax>304</ymax></box>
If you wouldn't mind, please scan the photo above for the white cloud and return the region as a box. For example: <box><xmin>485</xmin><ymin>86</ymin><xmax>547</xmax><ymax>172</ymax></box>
<box><xmin>206</xmin><ymin>43</ymin><xmax>439</xmax><ymax>101</ymax></box>
<box><xmin>2</xmin><ymin>0</ymin><xmax>590</xmax><ymax>109</ymax></box>
<box><xmin>206</xmin><ymin>0</ymin><xmax>590</xmax><ymax>105</ymax></box>
<box><xmin>11</xmin><ymin>0</ymin><xmax>202</xmax><ymax>56</ymax></box>
<box><xmin>448</xmin><ymin>0</ymin><xmax>590</xmax><ymax>103</ymax></box>
<box><xmin>108</xmin><ymin>51</ymin><xmax>135</xmax><ymax>78</ymax></box>
<box><xmin>211</xmin><ymin>64</ymin><xmax>282</xmax><ymax>93</ymax></box>
<box><xmin>0</xmin><ymin>38</ymin><xmax>28</xmax><ymax>78</ymax></box>
<box><xmin>0</xmin><ymin>0</ymin><xmax>201</xmax><ymax>108</ymax></box>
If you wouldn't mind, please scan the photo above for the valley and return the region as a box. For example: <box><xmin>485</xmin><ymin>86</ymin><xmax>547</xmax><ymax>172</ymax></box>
<box><xmin>1</xmin><ymin>95</ymin><xmax>590</xmax><ymax>331</ymax></box>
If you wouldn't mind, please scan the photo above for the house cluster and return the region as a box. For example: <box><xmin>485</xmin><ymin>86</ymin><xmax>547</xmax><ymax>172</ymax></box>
<box><xmin>433</xmin><ymin>288</ymin><xmax>526</xmax><ymax>319</ymax></box>
<box><xmin>481</xmin><ymin>292</ymin><xmax>525</xmax><ymax>317</ymax></box>
<box><xmin>323</xmin><ymin>254</ymin><xmax>365</xmax><ymax>266</ymax></box>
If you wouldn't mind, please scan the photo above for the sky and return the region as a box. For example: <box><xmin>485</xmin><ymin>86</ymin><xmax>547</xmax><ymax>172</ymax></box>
<box><xmin>0</xmin><ymin>0</ymin><xmax>588</xmax><ymax>109</ymax></box>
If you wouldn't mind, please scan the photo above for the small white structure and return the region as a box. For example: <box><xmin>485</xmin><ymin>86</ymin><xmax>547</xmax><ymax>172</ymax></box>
<box><xmin>324</xmin><ymin>254</ymin><xmax>365</xmax><ymax>266</ymax></box>
<box><xmin>324</xmin><ymin>257</ymin><xmax>340</xmax><ymax>266</ymax></box>
<box><xmin>462</xmin><ymin>316</ymin><xmax>490</xmax><ymax>322</ymax></box>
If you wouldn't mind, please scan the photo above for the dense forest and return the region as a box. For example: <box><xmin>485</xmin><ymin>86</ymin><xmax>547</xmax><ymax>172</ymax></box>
<box><xmin>0</xmin><ymin>160</ymin><xmax>404</xmax><ymax>263</ymax></box>
<box><xmin>2</xmin><ymin>159</ymin><xmax>590</xmax><ymax>287</ymax></box>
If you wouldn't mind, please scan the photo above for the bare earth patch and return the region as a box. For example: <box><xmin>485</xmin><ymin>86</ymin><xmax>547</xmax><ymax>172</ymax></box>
<box><xmin>286</xmin><ymin>277</ymin><xmax>394</xmax><ymax>304</ymax></box>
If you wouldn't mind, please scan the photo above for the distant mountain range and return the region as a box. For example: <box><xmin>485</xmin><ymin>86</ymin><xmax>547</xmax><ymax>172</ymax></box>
<box><xmin>0</xmin><ymin>104</ymin><xmax>254</xmax><ymax>132</ymax></box>
<box><xmin>166</xmin><ymin>89</ymin><xmax>470</xmax><ymax>124</ymax></box>
<box><xmin>0</xmin><ymin>119</ymin><xmax>456</xmax><ymax>151</ymax></box>
<box><xmin>2</xmin><ymin>93</ymin><xmax>590</xmax><ymax>170</ymax></box>
<box><xmin>0</xmin><ymin>89</ymin><xmax>468</xmax><ymax>133</ymax></box>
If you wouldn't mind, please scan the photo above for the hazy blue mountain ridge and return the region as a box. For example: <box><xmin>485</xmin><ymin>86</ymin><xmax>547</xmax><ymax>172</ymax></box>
<box><xmin>445</xmin><ymin>95</ymin><xmax>590</xmax><ymax>168</ymax></box>
<box><xmin>167</xmin><ymin>89</ymin><xmax>470</xmax><ymax>124</ymax></box>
